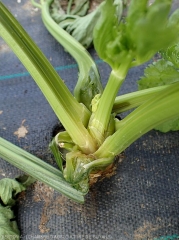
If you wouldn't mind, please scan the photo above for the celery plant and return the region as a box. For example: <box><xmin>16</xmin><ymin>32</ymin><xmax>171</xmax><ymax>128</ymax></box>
<box><xmin>1</xmin><ymin>0</ymin><xmax>179</xmax><ymax>202</ymax></box>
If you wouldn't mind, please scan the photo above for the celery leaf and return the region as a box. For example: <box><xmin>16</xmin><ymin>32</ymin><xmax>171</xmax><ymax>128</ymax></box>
<box><xmin>70</xmin><ymin>0</ymin><xmax>89</xmax><ymax>16</ymax></box>
<box><xmin>65</xmin><ymin>7</ymin><xmax>101</xmax><ymax>49</ymax></box>
<box><xmin>93</xmin><ymin>0</ymin><xmax>125</xmax><ymax>70</ymax></box>
<box><xmin>0</xmin><ymin>178</ymin><xmax>25</xmax><ymax>206</ymax></box>
<box><xmin>160</xmin><ymin>42</ymin><xmax>179</xmax><ymax>69</ymax></box>
<box><xmin>138</xmin><ymin>59</ymin><xmax>179</xmax><ymax>89</ymax></box>
<box><xmin>155</xmin><ymin>118</ymin><xmax>179</xmax><ymax>133</ymax></box>
<box><xmin>0</xmin><ymin>178</ymin><xmax>27</xmax><ymax>239</ymax></box>
<box><xmin>127</xmin><ymin>0</ymin><xmax>179</xmax><ymax>65</ymax></box>
<box><xmin>94</xmin><ymin>0</ymin><xmax>179</xmax><ymax>69</ymax></box>
<box><xmin>0</xmin><ymin>204</ymin><xmax>20</xmax><ymax>239</ymax></box>
<box><xmin>50</xmin><ymin>0</ymin><xmax>100</xmax><ymax>49</ymax></box>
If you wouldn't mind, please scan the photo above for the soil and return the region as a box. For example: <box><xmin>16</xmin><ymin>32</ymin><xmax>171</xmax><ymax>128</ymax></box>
<box><xmin>32</xmin><ymin>180</ymin><xmax>99</xmax><ymax>233</ymax></box>
<box><xmin>0</xmin><ymin>44</ymin><xmax>11</xmax><ymax>53</ymax></box>
<box><xmin>14</xmin><ymin>119</ymin><xmax>28</xmax><ymax>139</ymax></box>
<box><xmin>134</xmin><ymin>221</ymin><xmax>162</xmax><ymax>240</ymax></box>
<box><xmin>33</xmin><ymin>181</ymin><xmax>54</xmax><ymax>233</ymax></box>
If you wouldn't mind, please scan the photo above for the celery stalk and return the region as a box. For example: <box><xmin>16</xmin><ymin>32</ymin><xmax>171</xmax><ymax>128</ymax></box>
<box><xmin>35</xmin><ymin>0</ymin><xmax>103</xmax><ymax>110</ymax></box>
<box><xmin>113</xmin><ymin>85</ymin><xmax>171</xmax><ymax>114</ymax></box>
<box><xmin>0</xmin><ymin>2</ymin><xmax>96</xmax><ymax>154</ymax></box>
<box><xmin>0</xmin><ymin>138</ymin><xmax>84</xmax><ymax>203</ymax></box>
<box><xmin>88</xmin><ymin>59</ymin><xmax>132</xmax><ymax>145</ymax></box>
<box><xmin>95</xmin><ymin>82</ymin><xmax>179</xmax><ymax>158</ymax></box>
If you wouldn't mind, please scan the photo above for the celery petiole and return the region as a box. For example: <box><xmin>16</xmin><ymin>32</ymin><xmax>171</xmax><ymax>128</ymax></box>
<box><xmin>0</xmin><ymin>138</ymin><xmax>84</xmax><ymax>203</ymax></box>
<box><xmin>88</xmin><ymin>58</ymin><xmax>132</xmax><ymax>145</ymax></box>
<box><xmin>113</xmin><ymin>85</ymin><xmax>173</xmax><ymax>114</ymax></box>
<box><xmin>34</xmin><ymin>0</ymin><xmax>103</xmax><ymax>110</ymax></box>
<box><xmin>95</xmin><ymin>82</ymin><xmax>179</xmax><ymax>158</ymax></box>
<box><xmin>0</xmin><ymin>2</ymin><xmax>96</xmax><ymax>154</ymax></box>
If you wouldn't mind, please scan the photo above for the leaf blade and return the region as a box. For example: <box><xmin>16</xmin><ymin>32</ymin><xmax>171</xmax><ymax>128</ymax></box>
<box><xmin>0</xmin><ymin>178</ymin><xmax>25</xmax><ymax>206</ymax></box>
<box><xmin>0</xmin><ymin>204</ymin><xmax>20</xmax><ymax>239</ymax></box>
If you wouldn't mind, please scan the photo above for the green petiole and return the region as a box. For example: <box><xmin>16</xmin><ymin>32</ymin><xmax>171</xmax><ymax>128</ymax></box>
<box><xmin>32</xmin><ymin>0</ymin><xmax>103</xmax><ymax>110</ymax></box>
<box><xmin>113</xmin><ymin>84</ymin><xmax>173</xmax><ymax>114</ymax></box>
<box><xmin>0</xmin><ymin>137</ymin><xmax>84</xmax><ymax>203</ymax></box>
<box><xmin>88</xmin><ymin>57</ymin><xmax>132</xmax><ymax>145</ymax></box>
<box><xmin>0</xmin><ymin>2</ymin><xmax>96</xmax><ymax>154</ymax></box>
<box><xmin>95</xmin><ymin>82</ymin><xmax>179</xmax><ymax>158</ymax></box>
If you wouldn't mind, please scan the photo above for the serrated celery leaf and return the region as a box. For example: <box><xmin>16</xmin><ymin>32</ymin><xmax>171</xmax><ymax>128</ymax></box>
<box><xmin>155</xmin><ymin>118</ymin><xmax>179</xmax><ymax>133</ymax></box>
<box><xmin>161</xmin><ymin>42</ymin><xmax>179</xmax><ymax>69</ymax></box>
<box><xmin>65</xmin><ymin>8</ymin><xmax>100</xmax><ymax>48</ymax></box>
<box><xmin>138</xmin><ymin>59</ymin><xmax>179</xmax><ymax>89</ymax></box>
<box><xmin>0</xmin><ymin>178</ymin><xmax>25</xmax><ymax>206</ymax></box>
<box><xmin>0</xmin><ymin>204</ymin><xmax>20</xmax><ymax>239</ymax></box>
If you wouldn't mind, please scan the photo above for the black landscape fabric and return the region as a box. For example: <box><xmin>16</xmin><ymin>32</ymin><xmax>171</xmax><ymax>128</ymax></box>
<box><xmin>0</xmin><ymin>1</ymin><xmax>179</xmax><ymax>239</ymax></box>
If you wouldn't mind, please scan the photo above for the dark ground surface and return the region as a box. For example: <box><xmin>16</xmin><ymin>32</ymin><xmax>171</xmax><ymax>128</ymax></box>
<box><xmin>0</xmin><ymin>1</ymin><xmax>179</xmax><ymax>239</ymax></box>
